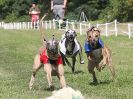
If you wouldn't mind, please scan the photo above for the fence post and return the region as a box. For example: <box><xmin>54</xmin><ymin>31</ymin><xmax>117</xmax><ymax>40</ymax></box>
<box><xmin>88</xmin><ymin>23</ymin><xmax>91</xmax><ymax>29</ymax></box>
<box><xmin>53</xmin><ymin>19</ymin><xmax>56</xmax><ymax>29</ymax></box>
<box><xmin>72</xmin><ymin>22</ymin><xmax>75</xmax><ymax>30</ymax></box>
<box><xmin>2</xmin><ymin>22</ymin><xmax>5</xmax><ymax>28</ymax></box>
<box><xmin>97</xmin><ymin>24</ymin><xmax>99</xmax><ymax>28</ymax></box>
<box><xmin>49</xmin><ymin>20</ymin><xmax>52</xmax><ymax>29</ymax></box>
<box><xmin>128</xmin><ymin>24</ymin><xmax>131</xmax><ymax>39</ymax></box>
<box><xmin>105</xmin><ymin>23</ymin><xmax>108</xmax><ymax>37</ymax></box>
<box><xmin>114</xmin><ymin>20</ymin><xmax>118</xmax><ymax>36</ymax></box>
<box><xmin>13</xmin><ymin>23</ymin><xmax>15</xmax><ymax>29</ymax></box>
<box><xmin>65</xmin><ymin>20</ymin><xmax>69</xmax><ymax>31</ymax></box>
<box><xmin>37</xmin><ymin>21</ymin><xmax>39</xmax><ymax>29</ymax></box>
<box><xmin>45</xmin><ymin>21</ymin><xmax>48</xmax><ymax>30</ymax></box>
<box><xmin>22</xmin><ymin>22</ymin><xmax>25</xmax><ymax>29</ymax></box>
<box><xmin>43</xmin><ymin>21</ymin><xmax>45</xmax><ymax>29</ymax></box>
<box><xmin>80</xmin><ymin>23</ymin><xmax>82</xmax><ymax>35</ymax></box>
<box><xmin>58</xmin><ymin>20</ymin><xmax>61</xmax><ymax>30</ymax></box>
<box><xmin>20</xmin><ymin>22</ymin><xmax>21</xmax><ymax>29</ymax></box>
<box><xmin>28</xmin><ymin>22</ymin><xmax>30</xmax><ymax>29</ymax></box>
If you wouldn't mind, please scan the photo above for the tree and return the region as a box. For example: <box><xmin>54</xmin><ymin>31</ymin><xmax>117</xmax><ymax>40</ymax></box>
<box><xmin>0</xmin><ymin>0</ymin><xmax>133</xmax><ymax>22</ymax></box>
<box><xmin>100</xmin><ymin>0</ymin><xmax>133</xmax><ymax>22</ymax></box>
<box><xmin>0</xmin><ymin>0</ymin><xmax>32</xmax><ymax>22</ymax></box>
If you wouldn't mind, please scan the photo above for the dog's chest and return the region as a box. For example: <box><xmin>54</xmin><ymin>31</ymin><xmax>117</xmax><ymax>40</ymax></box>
<box><xmin>91</xmin><ymin>48</ymin><xmax>103</xmax><ymax>63</ymax></box>
<box><xmin>65</xmin><ymin>41</ymin><xmax>75</xmax><ymax>55</ymax></box>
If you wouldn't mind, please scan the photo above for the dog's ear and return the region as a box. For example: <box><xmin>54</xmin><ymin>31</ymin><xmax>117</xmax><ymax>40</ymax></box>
<box><xmin>42</xmin><ymin>38</ymin><xmax>47</xmax><ymax>47</ymax></box>
<box><xmin>86</xmin><ymin>30</ymin><xmax>91</xmax><ymax>36</ymax></box>
<box><xmin>87</xmin><ymin>26</ymin><xmax>95</xmax><ymax>32</ymax></box>
<box><xmin>92</xmin><ymin>27</ymin><xmax>101</xmax><ymax>34</ymax></box>
<box><xmin>65</xmin><ymin>31</ymin><xmax>69</xmax><ymax>38</ymax></box>
<box><xmin>94</xmin><ymin>29</ymin><xmax>101</xmax><ymax>36</ymax></box>
<box><xmin>46</xmin><ymin>41</ymin><xmax>50</xmax><ymax>49</ymax></box>
<box><xmin>87</xmin><ymin>27</ymin><xmax>93</xmax><ymax>35</ymax></box>
<box><xmin>43</xmin><ymin>38</ymin><xmax>47</xmax><ymax>41</ymax></box>
<box><xmin>97</xmin><ymin>30</ymin><xmax>101</xmax><ymax>36</ymax></box>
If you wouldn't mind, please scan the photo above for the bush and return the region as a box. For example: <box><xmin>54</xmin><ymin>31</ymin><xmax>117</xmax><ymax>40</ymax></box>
<box><xmin>4</xmin><ymin>13</ymin><xmax>30</xmax><ymax>22</ymax></box>
<box><xmin>99</xmin><ymin>0</ymin><xmax>133</xmax><ymax>22</ymax></box>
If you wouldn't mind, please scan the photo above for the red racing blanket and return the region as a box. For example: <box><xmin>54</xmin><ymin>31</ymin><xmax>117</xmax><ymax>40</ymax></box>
<box><xmin>40</xmin><ymin>50</ymin><xmax>63</xmax><ymax>65</ymax></box>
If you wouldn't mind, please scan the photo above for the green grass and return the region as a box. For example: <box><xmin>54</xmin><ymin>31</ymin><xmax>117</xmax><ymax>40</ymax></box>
<box><xmin>0</xmin><ymin>29</ymin><xmax>133</xmax><ymax>99</ymax></box>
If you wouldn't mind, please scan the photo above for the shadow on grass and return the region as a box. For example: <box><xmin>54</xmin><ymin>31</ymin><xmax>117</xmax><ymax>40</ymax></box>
<box><xmin>74</xmin><ymin>70</ymin><xmax>84</xmax><ymax>74</ymax></box>
<box><xmin>89</xmin><ymin>80</ymin><xmax>111</xmax><ymax>86</ymax></box>
<box><xmin>65</xmin><ymin>70</ymin><xmax>84</xmax><ymax>74</ymax></box>
<box><xmin>44</xmin><ymin>85</ymin><xmax>62</xmax><ymax>91</ymax></box>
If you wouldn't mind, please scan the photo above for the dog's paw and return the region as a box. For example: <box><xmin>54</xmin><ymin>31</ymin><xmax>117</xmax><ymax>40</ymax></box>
<box><xmin>29</xmin><ymin>85</ymin><xmax>32</xmax><ymax>90</ymax></box>
<box><xmin>49</xmin><ymin>85</ymin><xmax>55</xmax><ymax>91</ymax></box>
<box><xmin>99</xmin><ymin>61</ymin><xmax>104</xmax><ymax>67</ymax></box>
<box><xmin>29</xmin><ymin>82</ymin><xmax>33</xmax><ymax>90</ymax></box>
<box><xmin>99</xmin><ymin>60</ymin><xmax>106</xmax><ymax>69</ymax></box>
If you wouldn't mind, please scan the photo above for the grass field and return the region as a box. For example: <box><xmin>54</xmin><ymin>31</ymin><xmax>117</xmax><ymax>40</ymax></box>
<box><xmin>0</xmin><ymin>29</ymin><xmax>133</xmax><ymax>99</ymax></box>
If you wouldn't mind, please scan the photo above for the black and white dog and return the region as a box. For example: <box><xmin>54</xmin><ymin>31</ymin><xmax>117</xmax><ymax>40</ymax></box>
<box><xmin>59</xmin><ymin>29</ymin><xmax>84</xmax><ymax>73</ymax></box>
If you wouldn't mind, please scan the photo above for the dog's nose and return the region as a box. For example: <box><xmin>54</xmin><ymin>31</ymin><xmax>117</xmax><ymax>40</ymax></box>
<box><xmin>70</xmin><ymin>34</ymin><xmax>73</xmax><ymax>37</ymax></box>
<box><xmin>93</xmin><ymin>39</ymin><xmax>96</xmax><ymax>42</ymax></box>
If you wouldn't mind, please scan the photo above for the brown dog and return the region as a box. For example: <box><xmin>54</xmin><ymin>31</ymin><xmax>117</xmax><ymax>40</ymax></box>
<box><xmin>29</xmin><ymin>37</ymin><xmax>66</xmax><ymax>90</ymax></box>
<box><xmin>85</xmin><ymin>27</ymin><xmax>115</xmax><ymax>83</ymax></box>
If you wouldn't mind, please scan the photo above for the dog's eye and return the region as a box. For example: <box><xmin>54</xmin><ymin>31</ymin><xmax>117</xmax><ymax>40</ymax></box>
<box><xmin>88</xmin><ymin>36</ymin><xmax>91</xmax><ymax>38</ymax></box>
<box><xmin>95</xmin><ymin>35</ymin><xmax>98</xmax><ymax>37</ymax></box>
<box><xmin>54</xmin><ymin>42</ymin><xmax>58</xmax><ymax>44</ymax></box>
<box><xmin>47</xmin><ymin>42</ymin><xmax>50</xmax><ymax>45</ymax></box>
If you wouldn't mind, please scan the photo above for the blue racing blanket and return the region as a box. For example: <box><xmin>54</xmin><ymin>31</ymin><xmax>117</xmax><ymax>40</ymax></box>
<box><xmin>84</xmin><ymin>38</ymin><xmax>104</xmax><ymax>53</ymax></box>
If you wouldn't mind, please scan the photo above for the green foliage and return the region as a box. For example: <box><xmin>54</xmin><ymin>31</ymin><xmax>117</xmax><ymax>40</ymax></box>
<box><xmin>0</xmin><ymin>0</ymin><xmax>32</xmax><ymax>22</ymax></box>
<box><xmin>100</xmin><ymin>0</ymin><xmax>133</xmax><ymax>22</ymax></box>
<box><xmin>0</xmin><ymin>0</ymin><xmax>133</xmax><ymax>22</ymax></box>
<box><xmin>0</xmin><ymin>0</ymin><xmax>6</xmax><ymax>6</ymax></box>
<box><xmin>67</xmin><ymin>0</ymin><xmax>109</xmax><ymax>21</ymax></box>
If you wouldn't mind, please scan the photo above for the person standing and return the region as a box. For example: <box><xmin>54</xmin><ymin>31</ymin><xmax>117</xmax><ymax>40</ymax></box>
<box><xmin>51</xmin><ymin>0</ymin><xmax>67</xmax><ymax>21</ymax></box>
<box><xmin>29</xmin><ymin>2</ymin><xmax>40</xmax><ymax>28</ymax></box>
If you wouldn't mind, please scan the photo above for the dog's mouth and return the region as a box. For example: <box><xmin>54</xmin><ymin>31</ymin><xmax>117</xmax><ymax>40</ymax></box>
<box><xmin>48</xmin><ymin>49</ymin><xmax>58</xmax><ymax>55</ymax></box>
<box><xmin>89</xmin><ymin>40</ymin><xmax>97</xmax><ymax>48</ymax></box>
<box><xmin>47</xmin><ymin>48</ymin><xmax>59</xmax><ymax>60</ymax></box>
<box><xmin>68</xmin><ymin>36</ymin><xmax>74</xmax><ymax>41</ymax></box>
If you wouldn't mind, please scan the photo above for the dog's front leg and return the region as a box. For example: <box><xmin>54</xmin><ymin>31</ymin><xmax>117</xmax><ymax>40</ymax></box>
<box><xmin>57</xmin><ymin>64</ymin><xmax>66</xmax><ymax>88</ymax></box>
<box><xmin>88</xmin><ymin>60</ymin><xmax>98</xmax><ymax>83</ymax></box>
<box><xmin>60</xmin><ymin>52</ymin><xmax>66</xmax><ymax>66</ymax></box>
<box><xmin>29</xmin><ymin>54</ymin><xmax>42</xmax><ymax>90</ymax></box>
<box><xmin>72</xmin><ymin>56</ymin><xmax>76</xmax><ymax>73</ymax></box>
<box><xmin>99</xmin><ymin>48</ymin><xmax>108</xmax><ymax>70</ymax></box>
<box><xmin>44</xmin><ymin>63</ymin><xmax>53</xmax><ymax>89</ymax></box>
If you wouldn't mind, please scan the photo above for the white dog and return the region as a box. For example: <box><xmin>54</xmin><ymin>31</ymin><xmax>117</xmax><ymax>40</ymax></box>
<box><xmin>46</xmin><ymin>86</ymin><xmax>84</xmax><ymax>99</ymax></box>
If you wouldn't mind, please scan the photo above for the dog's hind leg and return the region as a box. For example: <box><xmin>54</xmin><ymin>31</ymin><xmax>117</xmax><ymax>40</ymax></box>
<box><xmin>105</xmin><ymin>47</ymin><xmax>116</xmax><ymax>81</ymax></box>
<box><xmin>108</xmin><ymin>58</ymin><xmax>116</xmax><ymax>81</ymax></box>
<box><xmin>29</xmin><ymin>54</ymin><xmax>42</xmax><ymax>90</ymax></box>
